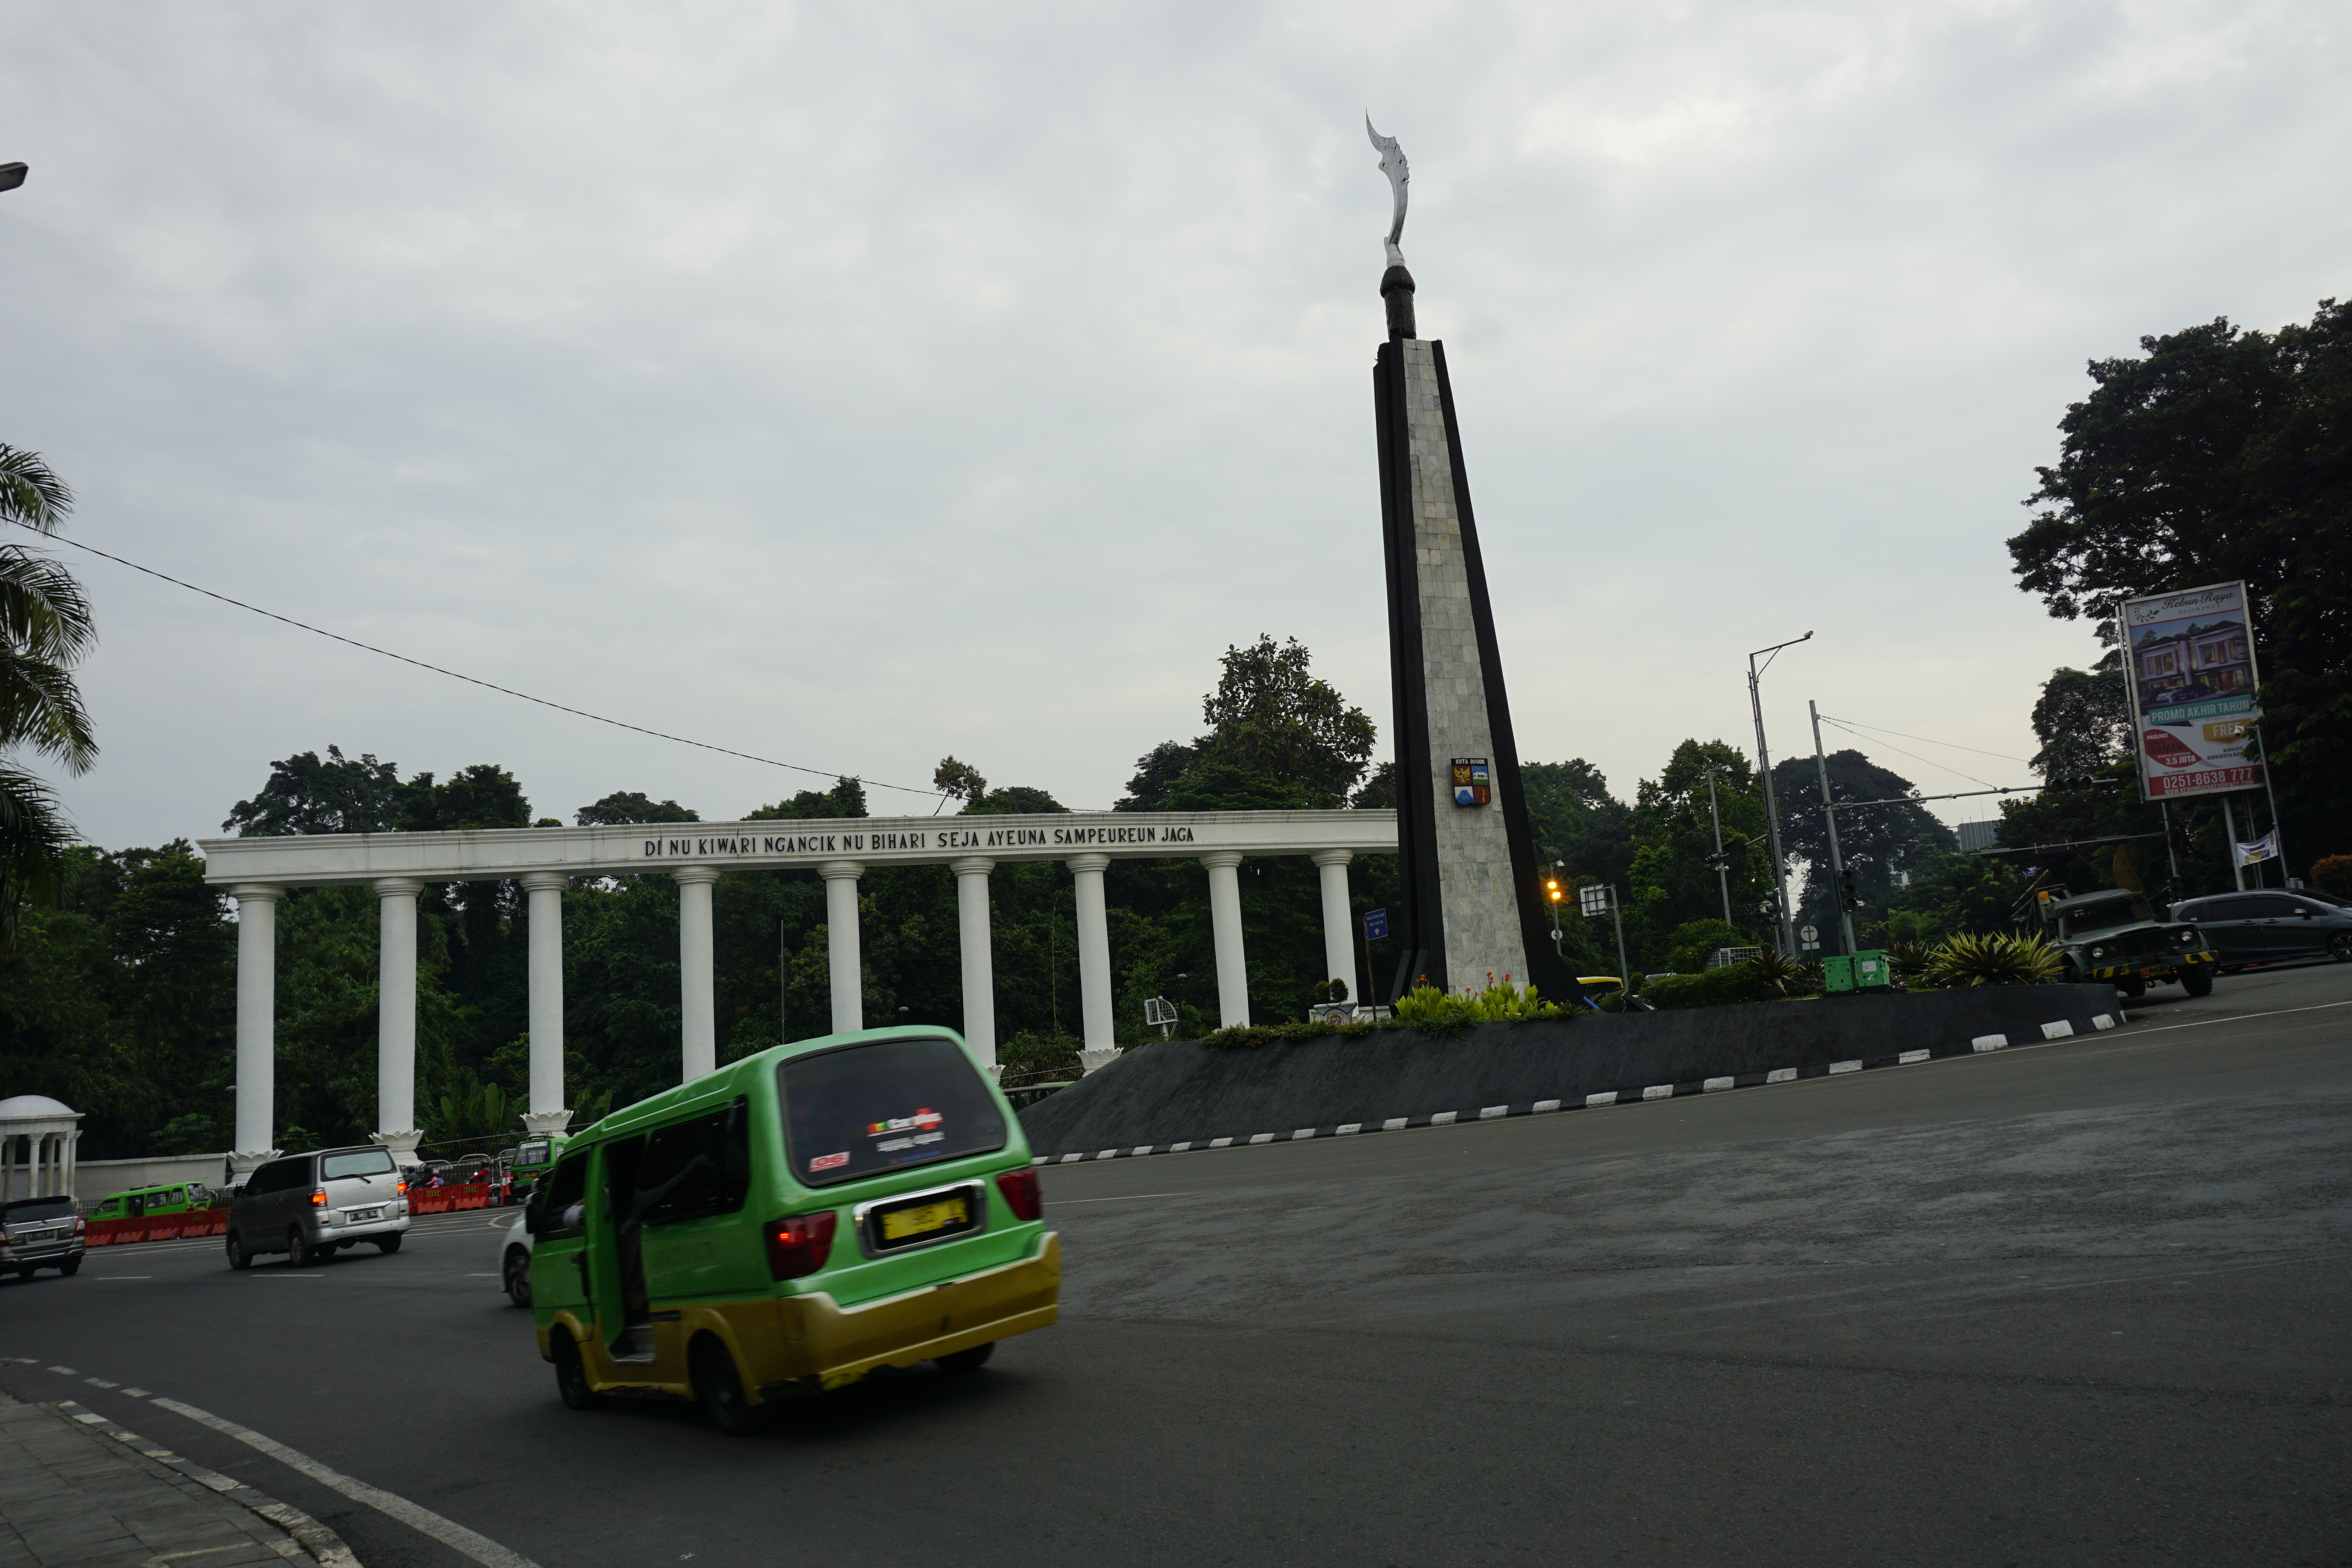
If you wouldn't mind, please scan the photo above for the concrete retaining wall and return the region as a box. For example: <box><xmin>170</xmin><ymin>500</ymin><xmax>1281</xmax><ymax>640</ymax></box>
<box><xmin>1018</xmin><ymin>984</ymin><xmax>2124</xmax><ymax>1160</ymax></box>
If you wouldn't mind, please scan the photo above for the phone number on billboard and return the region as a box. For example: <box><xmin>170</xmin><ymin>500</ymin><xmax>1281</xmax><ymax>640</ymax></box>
<box><xmin>2151</xmin><ymin>766</ymin><xmax>2259</xmax><ymax>796</ymax></box>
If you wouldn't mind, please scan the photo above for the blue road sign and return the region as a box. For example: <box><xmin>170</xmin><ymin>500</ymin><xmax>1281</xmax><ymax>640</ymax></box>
<box><xmin>1363</xmin><ymin>908</ymin><xmax>1388</xmax><ymax>941</ymax></box>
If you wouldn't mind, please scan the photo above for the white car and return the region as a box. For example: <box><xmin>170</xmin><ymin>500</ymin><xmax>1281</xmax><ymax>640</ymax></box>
<box><xmin>497</xmin><ymin>1210</ymin><xmax>532</xmax><ymax>1306</ymax></box>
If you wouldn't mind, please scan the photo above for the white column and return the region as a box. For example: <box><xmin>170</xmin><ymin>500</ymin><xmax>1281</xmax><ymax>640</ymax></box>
<box><xmin>1068</xmin><ymin>854</ymin><xmax>1117</xmax><ymax>1071</ymax></box>
<box><xmin>1201</xmin><ymin>851</ymin><xmax>1251</xmax><ymax>1029</ymax></box>
<box><xmin>521</xmin><ymin>872</ymin><xmax>572</xmax><ymax>1134</ymax></box>
<box><xmin>1313</xmin><ymin>850</ymin><xmax>1356</xmax><ymax>1002</ymax></box>
<box><xmin>63</xmin><ymin>1131</ymin><xmax>76</xmax><ymax>1205</ymax></box>
<box><xmin>230</xmin><ymin>884</ymin><xmax>284</xmax><ymax>1178</ymax></box>
<box><xmin>820</xmin><ymin>861</ymin><xmax>864</xmax><ymax>1034</ymax></box>
<box><xmin>950</xmin><ymin>858</ymin><xmax>998</xmax><ymax>1073</ymax></box>
<box><xmin>371</xmin><ymin>878</ymin><xmax>425</xmax><ymax>1166</ymax></box>
<box><xmin>32</xmin><ymin>1134</ymin><xmax>46</xmax><ymax>1198</ymax></box>
<box><xmin>675</xmin><ymin>866</ymin><xmax>719</xmax><ymax>1082</ymax></box>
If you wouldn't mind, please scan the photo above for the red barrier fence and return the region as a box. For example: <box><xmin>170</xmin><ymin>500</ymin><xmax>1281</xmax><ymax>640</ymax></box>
<box><xmin>86</xmin><ymin>1183</ymin><xmax>498</xmax><ymax>1245</ymax></box>
<box><xmin>87</xmin><ymin>1212</ymin><xmax>229</xmax><ymax>1247</ymax></box>
<box><xmin>407</xmin><ymin>1182</ymin><xmax>495</xmax><ymax>1214</ymax></box>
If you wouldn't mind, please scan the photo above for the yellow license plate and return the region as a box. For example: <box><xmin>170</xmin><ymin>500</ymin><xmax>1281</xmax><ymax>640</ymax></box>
<box><xmin>879</xmin><ymin>1196</ymin><xmax>967</xmax><ymax>1242</ymax></box>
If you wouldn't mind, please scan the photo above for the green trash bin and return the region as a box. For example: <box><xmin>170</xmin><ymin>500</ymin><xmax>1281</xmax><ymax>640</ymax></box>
<box><xmin>1821</xmin><ymin>954</ymin><xmax>1855</xmax><ymax>994</ymax></box>
<box><xmin>1853</xmin><ymin>950</ymin><xmax>1892</xmax><ymax>990</ymax></box>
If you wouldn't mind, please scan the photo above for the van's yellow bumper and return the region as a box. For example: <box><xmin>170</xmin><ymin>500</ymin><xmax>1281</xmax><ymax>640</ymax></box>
<box><xmin>752</xmin><ymin>1230</ymin><xmax>1060</xmax><ymax>1401</ymax></box>
<box><xmin>541</xmin><ymin>1230</ymin><xmax>1061</xmax><ymax>1403</ymax></box>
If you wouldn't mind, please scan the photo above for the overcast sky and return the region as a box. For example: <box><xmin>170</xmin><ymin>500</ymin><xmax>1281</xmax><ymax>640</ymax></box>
<box><xmin>4</xmin><ymin>1</ymin><xmax>2345</xmax><ymax>850</ymax></box>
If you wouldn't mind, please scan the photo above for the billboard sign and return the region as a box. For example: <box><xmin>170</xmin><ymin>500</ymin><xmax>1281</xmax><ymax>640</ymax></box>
<box><xmin>2118</xmin><ymin>580</ymin><xmax>2263</xmax><ymax>801</ymax></box>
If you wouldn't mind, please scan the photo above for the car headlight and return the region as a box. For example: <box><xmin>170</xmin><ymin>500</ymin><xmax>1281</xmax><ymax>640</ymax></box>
<box><xmin>2178</xmin><ymin>930</ymin><xmax>2195</xmax><ymax>943</ymax></box>
<box><xmin>2091</xmin><ymin>946</ymin><xmax>2105</xmax><ymax>958</ymax></box>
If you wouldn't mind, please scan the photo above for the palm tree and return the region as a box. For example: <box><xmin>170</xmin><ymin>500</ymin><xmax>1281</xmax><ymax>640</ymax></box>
<box><xmin>0</xmin><ymin>444</ymin><xmax>96</xmax><ymax>941</ymax></box>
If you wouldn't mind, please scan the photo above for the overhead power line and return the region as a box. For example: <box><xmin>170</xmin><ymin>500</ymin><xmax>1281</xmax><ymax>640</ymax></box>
<box><xmin>1814</xmin><ymin>715</ymin><xmax>2033</xmax><ymax>765</ymax></box>
<box><xmin>8</xmin><ymin>519</ymin><xmax>949</xmax><ymax>802</ymax></box>
<box><xmin>1817</xmin><ymin>714</ymin><xmax>2002</xmax><ymax>790</ymax></box>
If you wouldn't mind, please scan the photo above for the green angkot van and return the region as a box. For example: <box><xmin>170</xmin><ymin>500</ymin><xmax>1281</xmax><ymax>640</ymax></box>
<box><xmin>91</xmin><ymin>1183</ymin><xmax>211</xmax><ymax>1220</ymax></box>
<box><xmin>527</xmin><ymin>1025</ymin><xmax>1058</xmax><ymax>1432</ymax></box>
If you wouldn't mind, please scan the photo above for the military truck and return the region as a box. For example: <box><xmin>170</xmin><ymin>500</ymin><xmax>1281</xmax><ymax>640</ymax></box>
<box><xmin>2032</xmin><ymin>886</ymin><xmax>2218</xmax><ymax>999</ymax></box>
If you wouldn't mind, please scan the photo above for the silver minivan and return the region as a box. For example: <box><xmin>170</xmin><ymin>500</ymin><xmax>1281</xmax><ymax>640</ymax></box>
<box><xmin>227</xmin><ymin>1145</ymin><xmax>411</xmax><ymax>1268</ymax></box>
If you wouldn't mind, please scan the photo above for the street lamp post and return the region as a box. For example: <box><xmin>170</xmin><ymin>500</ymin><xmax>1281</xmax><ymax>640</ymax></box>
<box><xmin>1747</xmin><ymin>632</ymin><xmax>1812</xmax><ymax>958</ymax></box>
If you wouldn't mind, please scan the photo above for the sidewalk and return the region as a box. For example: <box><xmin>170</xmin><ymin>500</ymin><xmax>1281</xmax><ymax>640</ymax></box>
<box><xmin>0</xmin><ymin>1391</ymin><xmax>353</xmax><ymax>1568</ymax></box>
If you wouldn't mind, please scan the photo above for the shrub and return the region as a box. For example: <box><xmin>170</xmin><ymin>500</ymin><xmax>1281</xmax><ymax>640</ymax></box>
<box><xmin>1887</xmin><ymin>940</ymin><xmax>1942</xmax><ymax>989</ymax></box>
<box><xmin>1923</xmin><ymin>931</ymin><xmax>2063</xmax><ymax>987</ymax></box>
<box><xmin>2311</xmin><ymin>855</ymin><xmax>2352</xmax><ymax>900</ymax></box>
<box><xmin>1202</xmin><ymin>1018</ymin><xmax>1377</xmax><ymax>1049</ymax></box>
<box><xmin>1638</xmin><ymin>967</ymin><xmax>1761</xmax><ymax>1010</ymax></box>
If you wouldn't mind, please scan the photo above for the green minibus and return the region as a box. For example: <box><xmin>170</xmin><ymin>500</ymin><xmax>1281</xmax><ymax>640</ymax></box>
<box><xmin>91</xmin><ymin>1183</ymin><xmax>212</xmax><ymax>1221</ymax></box>
<box><xmin>526</xmin><ymin>1025</ymin><xmax>1058</xmax><ymax>1432</ymax></box>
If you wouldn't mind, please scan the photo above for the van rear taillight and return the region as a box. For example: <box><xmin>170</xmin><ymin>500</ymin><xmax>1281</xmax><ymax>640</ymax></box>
<box><xmin>309</xmin><ymin>1189</ymin><xmax>328</xmax><ymax>1207</ymax></box>
<box><xmin>995</xmin><ymin>1168</ymin><xmax>1043</xmax><ymax>1222</ymax></box>
<box><xmin>764</xmin><ymin>1212</ymin><xmax>837</xmax><ymax>1280</ymax></box>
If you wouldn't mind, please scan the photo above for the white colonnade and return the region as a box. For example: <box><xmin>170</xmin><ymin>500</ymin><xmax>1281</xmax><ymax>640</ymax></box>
<box><xmin>199</xmin><ymin>808</ymin><xmax>1396</xmax><ymax>1174</ymax></box>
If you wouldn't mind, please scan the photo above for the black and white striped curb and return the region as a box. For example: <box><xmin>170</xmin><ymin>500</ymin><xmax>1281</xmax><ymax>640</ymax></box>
<box><xmin>0</xmin><ymin>1361</ymin><xmax>361</xmax><ymax>1568</ymax></box>
<box><xmin>1031</xmin><ymin>1010</ymin><xmax>2123</xmax><ymax>1165</ymax></box>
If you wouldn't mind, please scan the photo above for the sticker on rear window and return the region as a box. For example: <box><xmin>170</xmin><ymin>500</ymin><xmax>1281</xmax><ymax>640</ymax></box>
<box><xmin>866</xmin><ymin>1109</ymin><xmax>943</xmax><ymax>1139</ymax></box>
<box><xmin>809</xmin><ymin>1151</ymin><xmax>850</xmax><ymax>1172</ymax></box>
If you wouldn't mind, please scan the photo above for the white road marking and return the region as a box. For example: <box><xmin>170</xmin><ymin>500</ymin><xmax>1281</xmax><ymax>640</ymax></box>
<box><xmin>2121</xmin><ymin>997</ymin><xmax>2352</xmax><ymax>1035</ymax></box>
<box><xmin>1051</xmin><ymin>1193</ymin><xmax>1187</xmax><ymax>1205</ymax></box>
<box><xmin>149</xmin><ymin>1394</ymin><xmax>541</xmax><ymax>1568</ymax></box>
<box><xmin>84</xmin><ymin>1377</ymin><xmax>118</xmax><ymax>1388</ymax></box>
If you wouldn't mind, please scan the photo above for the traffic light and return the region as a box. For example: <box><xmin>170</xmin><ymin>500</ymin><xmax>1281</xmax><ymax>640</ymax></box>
<box><xmin>1836</xmin><ymin>867</ymin><xmax>1860</xmax><ymax>913</ymax></box>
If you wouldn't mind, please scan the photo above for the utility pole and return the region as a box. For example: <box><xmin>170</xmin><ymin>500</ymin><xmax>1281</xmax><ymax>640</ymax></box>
<box><xmin>2221</xmin><ymin>794</ymin><xmax>2245</xmax><ymax>892</ymax></box>
<box><xmin>1809</xmin><ymin>700</ymin><xmax>1857</xmax><ymax>955</ymax></box>
<box><xmin>2254</xmin><ymin>723</ymin><xmax>2290</xmax><ymax>887</ymax></box>
<box><xmin>1748</xmin><ymin>632</ymin><xmax>1811</xmax><ymax>956</ymax></box>
<box><xmin>1700</xmin><ymin>763</ymin><xmax>1733</xmax><ymax>928</ymax></box>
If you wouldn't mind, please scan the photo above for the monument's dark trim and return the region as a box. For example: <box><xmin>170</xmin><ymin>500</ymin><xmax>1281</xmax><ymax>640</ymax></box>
<box><xmin>1373</xmin><ymin>337</ymin><xmax>1440</xmax><ymax>997</ymax></box>
<box><xmin>1429</xmin><ymin>343</ymin><xmax>1581</xmax><ymax>1004</ymax></box>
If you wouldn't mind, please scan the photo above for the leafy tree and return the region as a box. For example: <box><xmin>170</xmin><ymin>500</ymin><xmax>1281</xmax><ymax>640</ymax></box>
<box><xmin>0</xmin><ymin>444</ymin><xmax>96</xmax><ymax>938</ymax></box>
<box><xmin>574</xmin><ymin>791</ymin><xmax>699</xmax><ymax>826</ymax></box>
<box><xmin>967</xmin><ymin>786</ymin><xmax>1066</xmax><ymax>816</ymax></box>
<box><xmin>2028</xmin><ymin>664</ymin><xmax>2131</xmax><ymax>782</ymax></box>
<box><xmin>1521</xmin><ymin>759</ymin><xmax>1633</xmax><ymax>895</ymax></box>
<box><xmin>933</xmin><ymin>757</ymin><xmax>987</xmax><ymax>807</ymax></box>
<box><xmin>1659</xmin><ymin>919</ymin><xmax>1751</xmax><ymax>975</ymax></box>
<box><xmin>1624</xmin><ymin>741</ymin><xmax>1774</xmax><ymax>965</ymax></box>
<box><xmin>399</xmin><ymin>763</ymin><xmax>532</xmax><ymax>833</ymax></box>
<box><xmin>1195</xmin><ymin>635</ymin><xmax>1375</xmax><ymax>806</ymax></box>
<box><xmin>1116</xmin><ymin>740</ymin><xmax>1202</xmax><ymax>812</ymax></box>
<box><xmin>1870</xmin><ymin>850</ymin><xmax>2032</xmax><ymax>944</ymax></box>
<box><xmin>2009</xmin><ymin>299</ymin><xmax>2352</xmax><ymax>875</ymax></box>
<box><xmin>1771</xmin><ymin>750</ymin><xmax>1956</xmax><ymax>938</ymax></box>
<box><xmin>747</xmin><ymin>776</ymin><xmax>868</xmax><ymax>820</ymax></box>
<box><xmin>223</xmin><ymin>747</ymin><xmax>403</xmax><ymax>836</ymax></box>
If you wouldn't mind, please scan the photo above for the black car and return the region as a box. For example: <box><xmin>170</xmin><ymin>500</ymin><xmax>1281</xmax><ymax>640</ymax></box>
<box><xmin>2167</xmin><ymin>889</ymin><xmax>2352</xmax><ymax>969</ymax></box>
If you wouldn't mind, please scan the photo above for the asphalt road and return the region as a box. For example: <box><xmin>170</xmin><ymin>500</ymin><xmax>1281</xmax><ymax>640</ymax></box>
<box><xmin>5</xmin><ymin>962</ymin><xmax>2347</xmax><ymax>1567</ymax></box>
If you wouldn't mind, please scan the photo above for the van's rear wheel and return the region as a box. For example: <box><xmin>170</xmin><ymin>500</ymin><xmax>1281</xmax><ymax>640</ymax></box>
<box><xmin>553</xmin><ymin>1332</ymin><xmax>600</xmax><ymax>1410</ymax></box>
<box><xmin>374</xmin><ymin>1234</ymin><xmax>402</xmax><ymax>1254</ymax></box>
<box><xmin>287</xmin><ymin>1228</ymin><xmax>315</xmax><ymax>1266</ymax></box>
<box><xmin>225</xmin><ymin>1233</ymin><xmax>250</xmax><ymax>1270</ymax></box>
<box><xmin>936</xmin><ymin>1342</ymin><xmax>994</xmax><ymax>1376</ymax></box>
<box><xmin>57</xmin><ymin>1258</ymin><xmax>79</xmax><ymax>1277</ymax></box>
<box><xmin>690</xmin><ymin>1337</ymin><xmax>763</xmax><ymax>1436</ymax></box>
